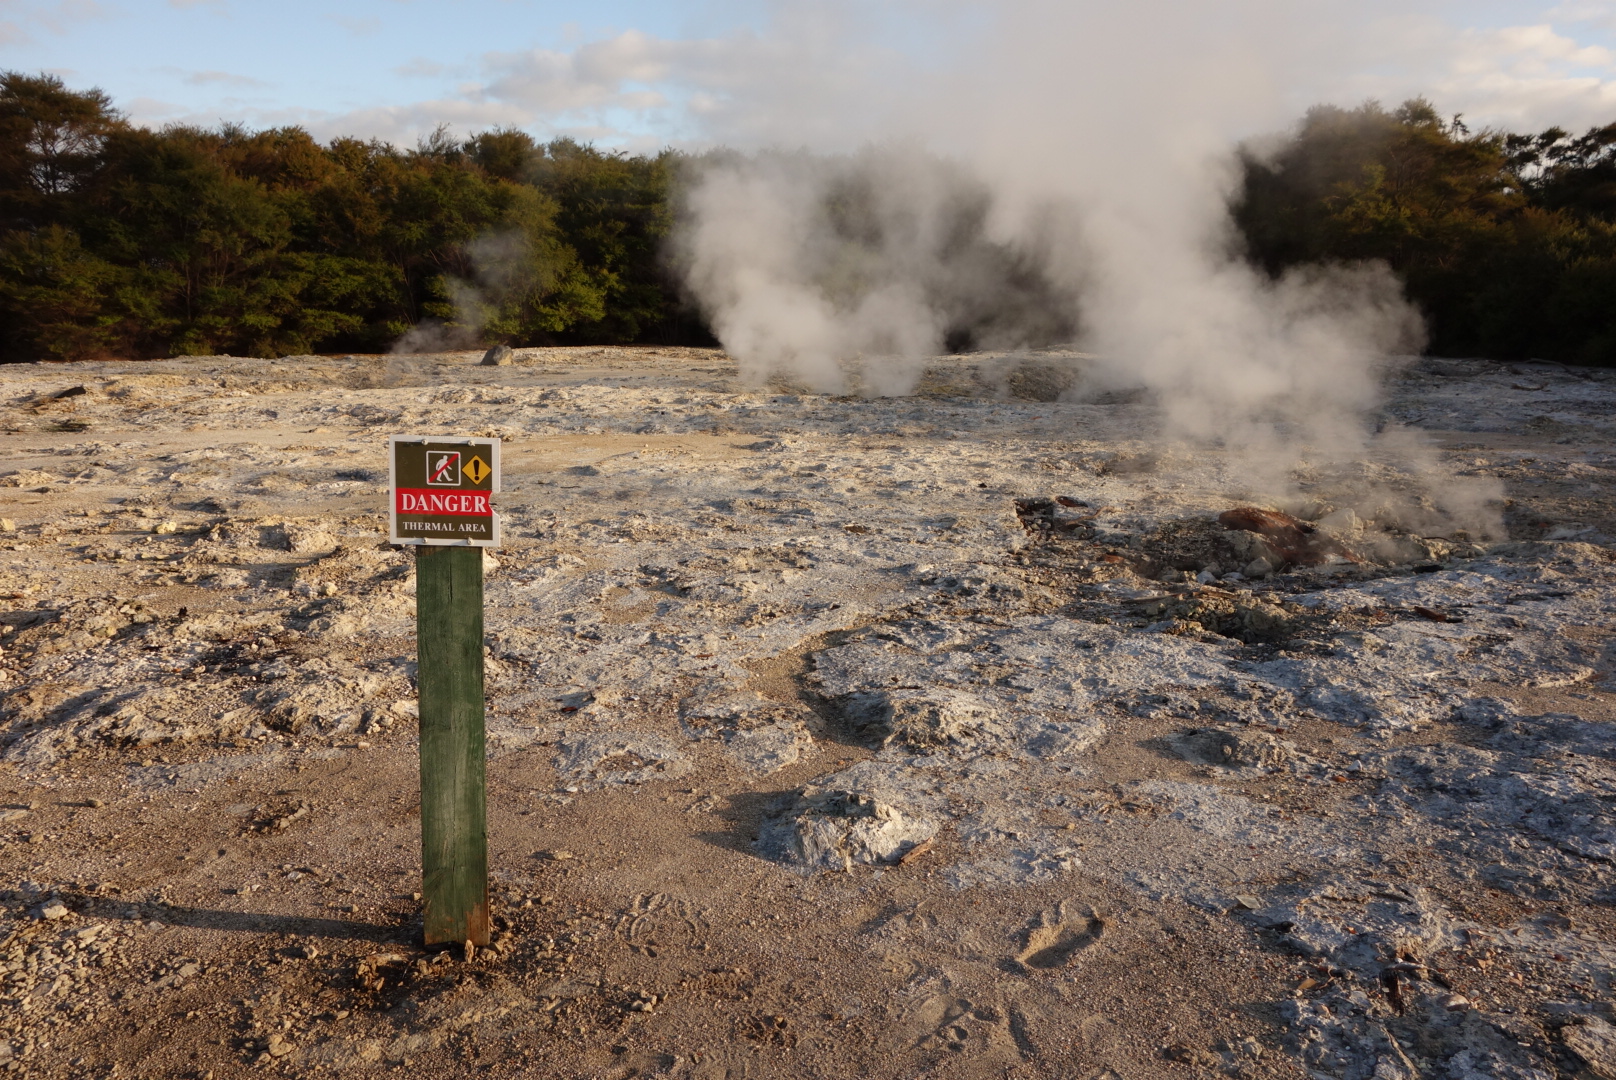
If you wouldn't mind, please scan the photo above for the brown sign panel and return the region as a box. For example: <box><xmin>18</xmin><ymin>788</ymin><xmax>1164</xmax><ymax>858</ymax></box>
<box><xmin>389</xmin><ymin>436</ymin><xmax>501</xmax><ymax>547</ymax></box>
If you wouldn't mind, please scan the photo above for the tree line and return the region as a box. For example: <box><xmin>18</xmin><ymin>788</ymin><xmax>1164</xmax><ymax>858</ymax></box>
<box><xmin>1235</xmin><ymin>98</ymin><xmax>1616</xmax><ymax>366</ymax></box>
<box><xmin>2</xmin><ymin>72</ymin><xmax>1614</xmax><ymax>365</ymax></box>
<box><xmin>0</xmin><ymin>72</ymin><xmax>699</xmax><ymax>363</ymax></box>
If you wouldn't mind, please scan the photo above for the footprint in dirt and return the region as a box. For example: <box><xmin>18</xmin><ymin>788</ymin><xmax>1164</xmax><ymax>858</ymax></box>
<box><xmin>1015</xmin><ymin>901</ymin><xmax>1106</xmax><ymax>971</ymax></box>
<box><xmin>907</xmin><ymin>995</ymin><xmax>1024</xmax><ymax>1061</ymax></box>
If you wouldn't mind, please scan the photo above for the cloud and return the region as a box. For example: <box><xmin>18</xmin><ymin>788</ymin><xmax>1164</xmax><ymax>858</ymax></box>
<box><xmin>329</xmin><ymin>14</ymin><xmax>381</xmax><ymax>36</ymax></box>
<box><xmin>461</xmin><ymin>13</ymin><xmax>909</xmax><ymax>148</ymax></box>
<box><xmin>252</xmin><ymin>27</ymin><xmax>828</xmax><ymax>148</ymax></box>
<box><xmin>337</xmin><ymin>6</ymin><xmax>1611</xmax><ymax>150</ymax></box>
<box><xmin>1547</xmin><ymin>1</ymin><xmax>1616</xmax><ymax>31</ymax></box>
<box><xmin>303</xmin><ymin>99</ymin><xmax>535</xmax><ymax>143</ymax></box>
<box><xmin>1325</xmin><ymin>14</ymin><xmax>1616</xmax><ymax>133</ymax></box>
<box><xmin>1426</xmin><ymin>23</ymin><xmax>1616</xmax><ymax>130</ymax></box>
<box><xmin>394</xmin><ymin>57</ymin><xmax>448</xmax><ymax>78</ymax></box>
<box><xmin>178</xmin><ymin>69</ymin><xmax>270</xmax><ymax>89</ymax></box>
<box><xmin>476</xmin><ymin>32</ymin><xmax>756</xmax><ymax>114</ymax></box>
<box><xmin>100</xmin><ymin>3</ymin><xmax>1616</xmax><ymax>152</ymax></box>
<box><xmin>0</xmin><ymin>0</ymin><xmax>113</xmax><ymax>38</ymax></box>
<box><xmin>124</xmin><ymin>96</ymin><xmax>190</xmax><ymax>124</ymax></box>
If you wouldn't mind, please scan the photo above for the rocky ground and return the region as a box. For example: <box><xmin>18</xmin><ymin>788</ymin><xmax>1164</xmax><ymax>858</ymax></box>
<box><xmin>0</xmin><ymin>346</ymin><xmax>1613</xmax><ymax>1079</ymax></box>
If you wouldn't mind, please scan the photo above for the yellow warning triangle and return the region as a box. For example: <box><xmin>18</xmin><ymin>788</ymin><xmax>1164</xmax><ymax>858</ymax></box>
<box><xmin>464</xmin><ymin>456</ymin><xmax>491</xmax><ymax>484</ymax></box>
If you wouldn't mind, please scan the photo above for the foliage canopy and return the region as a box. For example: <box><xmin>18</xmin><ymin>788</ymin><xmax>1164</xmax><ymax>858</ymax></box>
<box><xmin>0</xmin><ymin>72</ymin><xmax>699</xmax><ymax>361</ymax></box>
<box><xmin>1234</xmin><ymin>98</ymin><xmax>1616</xmax><ymax>365</ymax></box>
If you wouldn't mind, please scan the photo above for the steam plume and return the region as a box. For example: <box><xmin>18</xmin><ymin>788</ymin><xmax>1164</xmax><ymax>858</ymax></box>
<box><xmin>392</xmin><ymin>228</ymin><xmax>538</xmax><ymax>356</ymax></box>
<box><xmin>673</xmin><ymin>0</ymin><xmax>1502</xmax><ymax>538</ymax></box>
<box><xmin>676</xmin><ymin>147</ymin><xmax>1075</xmax><ymax>395</ymax></box>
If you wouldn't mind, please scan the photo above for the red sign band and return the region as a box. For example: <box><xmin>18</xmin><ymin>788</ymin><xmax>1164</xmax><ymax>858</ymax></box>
<box><xmin>395</xmin><ymin>488</ymin><xmax>491</xmax><ymax>516</ymax></box>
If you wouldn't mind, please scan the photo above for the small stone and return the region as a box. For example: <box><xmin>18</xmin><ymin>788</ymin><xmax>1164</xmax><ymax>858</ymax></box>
<box><xmin>1195</xmin><ymin>569</ymin><xmax>1218</xmax><ymax>584</ymax></box>
<box><xmin>37</xmin><ymin>903</ymin><xmax>69</xmax><ymax>921</ymax></box>
<box><xmin>86</xmin><ymin>799</ymin><xmax>104</xmax><ymax>808</ymax></box>
<box><xmin>1234</xmin><ymin>895</ymin><xmax>1263</xmax><ymax>911</ymax></box>
<box><xmin>1436</xmin><ymin>992</ymin><xmax>1471</xmax><ymax>1012</ymax></box>
<box><xmin>0</xmin><ymin>519</ymin><xmax>14</xmax><ymax>532</ymax></box>
<box><xmin>480</xmin><ymin>344</ymin><xmax>514</xmax><ymax>367</ymax></box>
<box><xmin>154</xmin><ymin>521</ymin><xmax>179</xmax><ymax>535</ymax></box>
<box><xmin>267</xmin><ymin>1034</ymin><xmax>294</xmax><ymax>1057</ymax></box>
<box><xmin>1163</xmin><ymin>1044</ymin><xmax>1218</xmax><ymax>1067</ymax></box>
<box><xmin>1243</xmin><ymin>557</ymin><xmax>1273</xmax><ymax>579</ymax></box>
<box><xmin>539</xmin><ymin>849</ymin><xmax>575</xmax><ymax>861</ymax></box>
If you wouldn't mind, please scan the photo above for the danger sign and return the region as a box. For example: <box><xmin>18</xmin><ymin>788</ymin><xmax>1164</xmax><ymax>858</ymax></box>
<box><xmin>389</xmin><ymin>436</ymin><xmax>501</xmax><ymax>547</ymax></box>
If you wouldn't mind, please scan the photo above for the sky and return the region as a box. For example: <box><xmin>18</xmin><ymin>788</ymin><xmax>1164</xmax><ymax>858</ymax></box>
<box><xmin>2</xmin><ymin>0</ymin><xmax>1615</xmax><ymax>150</ymax></box>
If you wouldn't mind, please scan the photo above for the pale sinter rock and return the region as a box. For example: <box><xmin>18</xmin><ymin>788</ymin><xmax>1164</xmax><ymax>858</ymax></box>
<box><xmin>846</xmin><ymin>688</ymin><xmax>1001</xmax><ymax>752</ymax></box>
<box><xmin>758</xmin><ymin>788</ymin><xmax>936</xmax><ymax>870</ymax></box>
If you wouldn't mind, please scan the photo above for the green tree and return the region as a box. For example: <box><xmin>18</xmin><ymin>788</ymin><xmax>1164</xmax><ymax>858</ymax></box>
<box><xmin>0</xmin><ymin>72</ymin><xmax>124</xmax><ymax>229</ymax></box>
<box><xmin>529</xmin><ymin>138</ymin><xmax>685</xmax><ymax>343</ymax></box>
<box><xmin>1235</xmin><ymin>98</ymin><xmax>1616</xmax><ymax>364</ymax></box>
<box><xmin>0</xmin><ymin>224</ymin><xmax>130</xmax><ymax>360</ymax></box>
<box><xmin>0</xmin><ymin>72</ymin><xmax>717</xmax><ymax>363</ymax></box>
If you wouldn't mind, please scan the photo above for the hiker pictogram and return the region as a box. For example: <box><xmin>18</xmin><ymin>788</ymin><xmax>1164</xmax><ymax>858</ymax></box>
<box><xmin>426</xmin><ymin>450</ymin><xmax>461</xmax><ymax>486</ymax></box>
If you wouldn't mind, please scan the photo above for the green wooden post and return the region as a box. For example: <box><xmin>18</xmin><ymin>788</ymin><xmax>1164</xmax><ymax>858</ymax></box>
<box><xmin>415</xmin><ymin>544</ymin><xmax>490</xmax><ymax>947</ymax></box>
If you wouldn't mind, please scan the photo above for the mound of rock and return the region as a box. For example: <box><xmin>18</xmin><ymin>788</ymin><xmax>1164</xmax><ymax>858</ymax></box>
<box><xmin>1217</xmin><ymin>506</ymin><xmax>1360</xmax><ymax>568</ymax></box>
<box><xmin>845</xmin><ymin>688</ymin><xmax>1002</xmax><ymax>751</ymax></box>
<box><xmin>553</xmin><ymin>732</ymin><xmax>692</xmax><ymax>789</ymax></box>
<box><xmin>757</xmin><ymin>788</ymin><xmax>936</xmax><ymax>871</ymax></box>
<box><xmin>1167</xmin><ymin>726</ymin><xmax>1292</xmax><ymax>770</ymax></box>
<box><xmin>678</xmin><ymin>683</ymin><xmax>816</xmax><ymax>773</ymax></box>
<box><xmin>1130</xmin><ymin>591</ymin><xmax>1300</xmax><ymax>643</ymax></box>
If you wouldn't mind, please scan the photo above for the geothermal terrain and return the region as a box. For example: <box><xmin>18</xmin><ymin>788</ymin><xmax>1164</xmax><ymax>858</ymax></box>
<box><xmin>0</xmin><ymin>347</ymin><xmax>1613</xmax><ymax>1080</ymax></box>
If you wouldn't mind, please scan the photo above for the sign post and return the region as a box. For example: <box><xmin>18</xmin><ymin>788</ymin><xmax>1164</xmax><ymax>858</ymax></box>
<box><xmin>389</xmin><ymin>436</ymin><xmax>501</xmax><ymax>948</ymax></box>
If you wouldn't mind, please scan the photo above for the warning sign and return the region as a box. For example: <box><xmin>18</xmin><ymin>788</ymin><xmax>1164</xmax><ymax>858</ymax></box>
<box><xmin>389</xmin><ymin>436</ymin><xmax>501</xmax><ymax>547</ymax></box>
